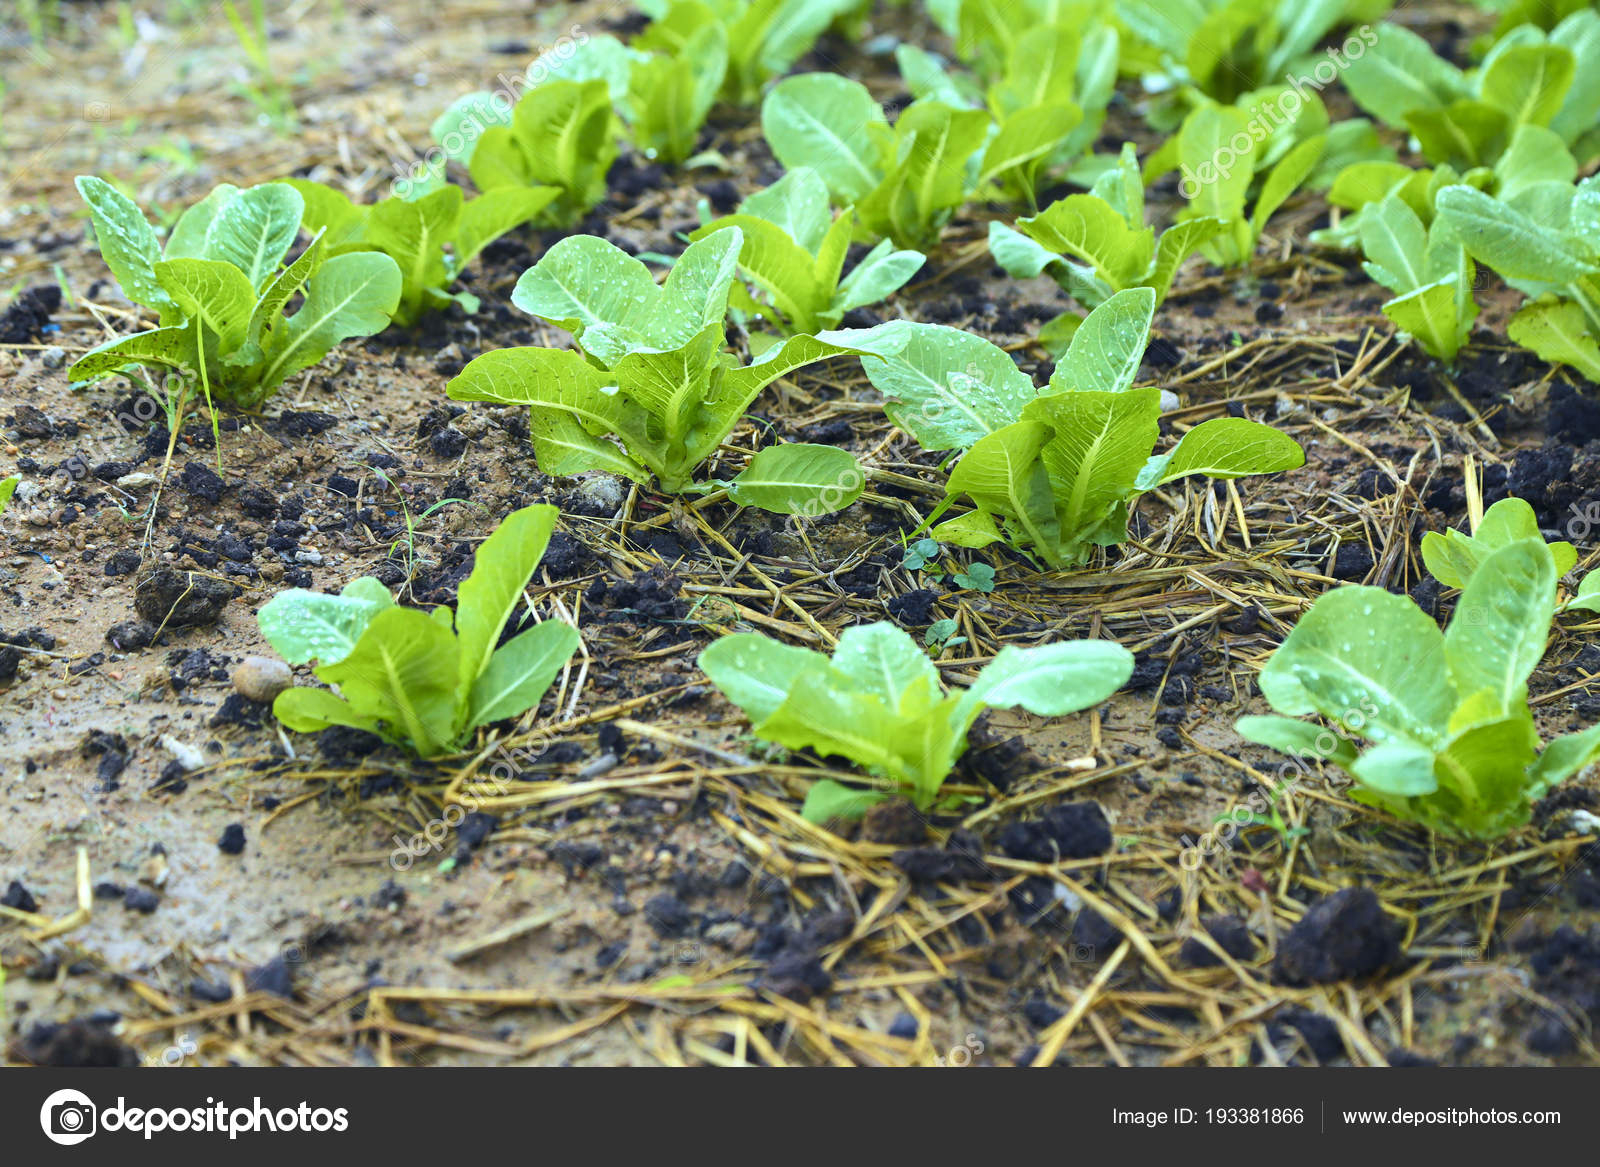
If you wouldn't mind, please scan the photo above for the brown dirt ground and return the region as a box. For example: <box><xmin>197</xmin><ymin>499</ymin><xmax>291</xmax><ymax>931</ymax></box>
<box><xmin>2</xmin><ymin>0</ymin><xmax>1599</xmax><ymax>1068</ymax></box>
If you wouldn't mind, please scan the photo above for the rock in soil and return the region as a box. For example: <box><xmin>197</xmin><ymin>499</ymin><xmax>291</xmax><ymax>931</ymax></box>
<box><xmin>248</xmin><ymin>954</ymin><xmax>296</xmax><ymax>999</ymax></box>
<box><xmin>1274</xmin><ymin>888</ymin><xmax>1401</xmax><ymax>985</ymax></box>
<box><xmin>759</xmin><ymin>948</ymin><xmax>832</xmax><ymax>1003</ymax></box>
<box><xmin>892</xmin><ymin>828</ymin><xmax>992</xmax><ymax>882</ymax></box>
<box><xmin>123</xmin><ymin>887</ymin><xmax>160</xmax><ymax>914</ymax></box>
<box><xmin>7</xmin><ymin>1019</ymin><xmax>139</xmax><ymax>1067</ymax></box>
<box><xmin>2</xmin><ymin>879</ymin><xmax>39</xmax><ymax>913</ymax></box>
<box><xmin>998</xmin><ymin>801</ymin><xmax>1113</xmax><ymax>862</ymax></box>
<box><xmin>0</xmin><ymin>285</ymin><xmax>62</xmax><ymax>344</ymax></box>
<box><xmin>862</xmin><ymin>798</ymin><xmax>928</xmax><ymax>844</ymax></box>
<box><xmin>1180</xmin><ymin>915</ymin><xmax>1258</xmax><ymax>967</ymax></box>
<box><xmin>233</xmin><ymin>655</ymin><xmax>292</xmax><ymax>703</ymax></box>
<box><xmin>642</xmin><ymin>893</ymin><xmax>694</xmax><ymax>938</ymax></box>
<box><xmin>135</xmin><ymin>569</ymin><xmax>238</xmax><ymax>628</ymax></box>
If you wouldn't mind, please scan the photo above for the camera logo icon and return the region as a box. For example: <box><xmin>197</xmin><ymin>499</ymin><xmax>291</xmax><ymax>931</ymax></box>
<box><xmin>40</xmin><ymin>1089</ymin><xmax>97</xmax><ymax>1145</ymax></box>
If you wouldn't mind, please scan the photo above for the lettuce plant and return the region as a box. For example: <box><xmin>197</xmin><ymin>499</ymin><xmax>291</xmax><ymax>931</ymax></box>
<box><xmin>934</xmin><ymin>0</ymin><xmax>1119</xmax><ymax>82</ymax></box>
<box><xmin>1163</xmin><ymin>79</ymin><xmax>1391</xmax><ymax>182</ymax></box>
<box><xmin>715</xmin><ymin>0</ymin><xmax>865</xmax><ymax>105</ymax></box>
<box><xmin>1358</xmin><ymin>195</ymin><xmax>1479</xmax><ymax>365</ymax></box>
<box><xmin>1489</xmin><ymin>0</ymin><xmax>1595</xmax><ymax>39</ymax></box>
<box><xmin>432</xmin><ymin>77</ymin><xmax>618</xmax><ymax>227</ymax></box>
<box><xmin>699</xmin><ymin>620</ymin><xmax>1133</xmax><ymax>820</ymax></box>
<box><xmin>70</xmin><ymin>178</ymin><xmax>401</xmax><ymax>408</ymax></box>
<box><xmin>761</xmin><ymin>74</ymin><xmax>992</xmax><ymax>250</ymax></box>
<box><xmin>1434</xmin><ymin>175</ymin><xmax>1600</xmax><ymax>381</ymax></box>
<box><xmin>641</xmin><ymin>0</ymin><xmax>863</xmax><ymax>105</ymax></box>
<box><xmin>1316</xmin><ymin>132</ymin><xmax>1569</xmax><ymax>365</ymax></box>
<box><xmin>832</xmin><ymin>288</ymin><xmax>1304</xmax><ymax>567</ymax></box>
<box><xmin>1237</xmin><ymin>538</ymin><xmax>1600</xmax><ymax>838</ymax></box>
<box><xmin>259</xmin><ymin>504</ymin><xmax>580</xmax><ymax>757</ymax></box>
<box><xmin>446</xmin><ymin>230</ymin><xmax>866</xmax><ymax>513</ymax></box>
<box><xmin>620</xmin><ymin>3</ymin><xmax>729</xmax><ymax>163</ymax></box>
<box><xmin>1341</xmin><ymin>13</ymin><xmax>1600</xmax><ymax>167</ymax></box>
<box><xmin>439</xmin><ymin>14</ymin><xmax>722</xmax><ymax>168</ymax></box>
<box><xmin>990</xmin><ymin>144</ymin><xmax>1222</xmax><ymax>351</ymax></box>
<box><xmin>1313</xmin><ymin>122</ymin><xmax>1577</xmax><ymax>251</ymax></box>
<box><xmin>1566</xmin><ymin>569</ymin><xmax>1600</xmax><ymax>614</ymax></box>
<box><xmin>896</xmin><ymin>21</ymin><xmax>1120</xmax><ymax>207</ymax></box>
<box><xmin>283</xmin><ymin>181</ymin><xmax>556</xmax><ymax>326</ymax></box>
<box><xmin>0</xmin><ymin>476</ymin><xmax>17</xmax><ymax>513</ymax></box>
<box><xmin>1422</xmin><ymin>497</ymin><xmax>1576</xmax><ymax>589</ymax></box>
<box><xmin>1115</xmin><ymin>0</ymin><xmax>1386</xmax><ymax>107</ymax></box>
<box><xmin>1160</xmin><ymin>102</ymin><xmax>1327</xmax><ymax>267</ymax></box>
<box><xmin>689</xmin><ymin>168</ymin><xmax>925</xmax><ymax>333</ymax></box>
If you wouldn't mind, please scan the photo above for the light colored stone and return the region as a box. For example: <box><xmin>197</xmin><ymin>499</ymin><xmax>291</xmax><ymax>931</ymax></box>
<box><xmin>233</xmin><ymin>655</ymin><xmax>292</xmax><ymax>703</ymax></box>
<box><xmin>160</xmin><ymin>734</ymin><xmax>207</xmax><ymax>772</ymax></box>
<box><xmin>575</xmin><ymin>474</ymin><xmax>626</xmax><ymax>515</ymax></box>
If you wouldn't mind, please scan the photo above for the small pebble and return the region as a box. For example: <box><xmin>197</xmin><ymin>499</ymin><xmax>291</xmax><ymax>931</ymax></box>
<box><xmin>233</xmin><ymin>655</ymin><xmax>292</xmax><ymax>703</ymax></box>
<box><xmin>575</xmin><ymin>474</ymin><xmax>626</xmax><ymax>514</ymax></box>
<box><xmin>218</xmin><ymin>823</ymin><xmax>246</xmax><ymax>855</ymax></box>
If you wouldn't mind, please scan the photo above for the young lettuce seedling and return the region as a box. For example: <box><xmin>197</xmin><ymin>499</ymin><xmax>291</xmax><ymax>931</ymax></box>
<box><xmin>1314</xmin><ymin>127</ymin><xmax>1575</xmax><ymax>363</ymax></box>
<box><xmin>70</xmin><ymin>178</ymin><xmax>401</xmax><ymax>409</ymax></box>
<box><xmin>1486</xmin><ymin>0</ymin><xmax>1592</xmax><ymax>39</ymax></box>
<box><xmin>283</xmin><ymin>181</ymin><xmax>557</xmax><ymax>327</ymax></box>
<box><xmin>1566</xmin><ymin>570</ymin><xmax>1600</xmax><ymax>614</ymax></box>
<box><xmin>933</xmin><ymin>0</ymin><xmax>1119</xmax><ymax>86</ymax></box>
<box><xmin>1313</xmin><ymin>123</ymin><xmax>1577</xmax><ymax>252</ymax></box>
<box><xmin>431</xmin><ymin>76</ymin><xmax>618</xmax><ymax>228</ymax></box>
<box><xmin>1148</xmin><ymin>77</ymin><xmax>1392</xmax><ymax>190</ymax></box>
<box><xmin>1358</xmin><ymin>194</ymin><xmax>1479</xmax><ymax>365</ymax></box>
<box><xmin>689</xmin><ymin>168</ymin><xmax>925</xmax><ymax>334</ymax></box>
<box><xmin>625</xmin><ymin>3</ymin><xmax>729</xmax><ymax>163</ymax></box>
<box><xmin>1422</xmin><ymin>497</ymin><xmax>1577</xmax><ymax>589</ymax></box>
<box><xmin>1160</xmin><ymin>102</ymin><xmax>1327</xmax><ymax>267</ymax></box>
<box><xmin>761</xmin><ymin>74</ymin><xmax>992</xmax><ymax>251</ymax></box>
<box><xmin>830</xmin><ymin>288</ymin><xmax>1304</xmax><ymax>568</ymax></box>
<box><xmin>1114</xmin><ymin>0</ymin><xmax>1384</xmax><ymax>108</ymax></box>
<box><xmin>1434</xmin><ymin>174</ymin><xmax>1600</xmax><ymax>382</ymax></box>
<box><xmin>259</xmin><ymin>504</ymin><xmax>580</xmax><ymax>757</ymax></box>
<box><xmin>0</xmin><ymin>476</ymin><xmax>17</xmax><ymax>513</ymax></box>
<box><xmin>989</xmin><ymin>144</ymin><xmax>1223</xmax><ymax>353</ymax></box>
<box><xmin>699</xmin><ymin>621</ymin><xmax>1133</xmax><ymax>820</ymax></box>
<box><xmin>1341</xmin><ymin>13</ymin><xmax>1600</xmax><ymax>169</ymax></box>
<box><xmin>646</xmin><ymin>0</ymin><xmax>864</xmax><ymax>105</ymax></box>
<box><xmin>445</xmin><ymin>230</ymin><xmax>867</xmax><ymax>515</ymax></box>
<box><xmin>1237</xmin><ymin>538</ymin><xmax>1600</xmax><ymax>838</ymax></box>
<box><xmin>896</xmin><ymin>21</ymin><xmax>1120</xmax><ymax>207</ymax></box>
